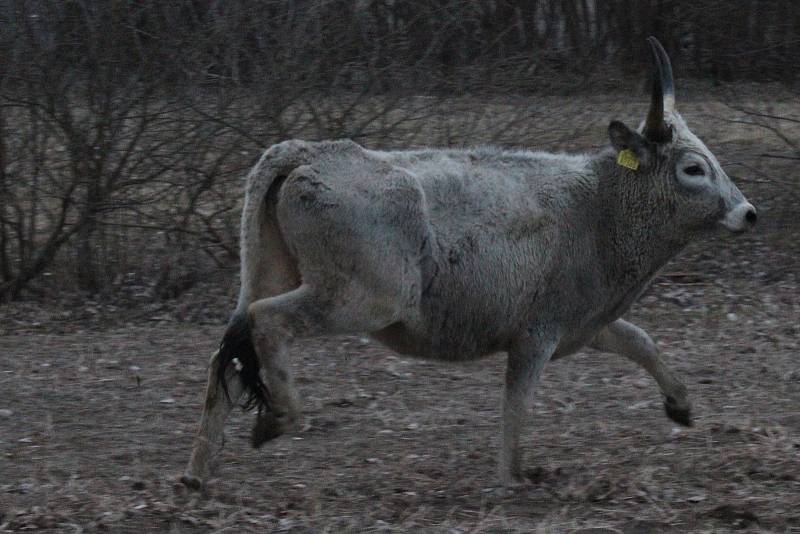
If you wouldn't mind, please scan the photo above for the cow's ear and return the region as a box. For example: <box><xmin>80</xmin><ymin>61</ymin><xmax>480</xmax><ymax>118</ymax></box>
<box><xmin>608</xmin><ymin>120</ymin><xmax>651</xmax><ymax>170</ymax></box>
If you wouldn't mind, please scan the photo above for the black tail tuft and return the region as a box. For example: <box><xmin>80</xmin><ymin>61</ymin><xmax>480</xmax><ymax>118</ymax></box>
<box><xmin>217</xmin><ymin>313</ymin><xmax>272</xmax><ymax>413</ymax></box>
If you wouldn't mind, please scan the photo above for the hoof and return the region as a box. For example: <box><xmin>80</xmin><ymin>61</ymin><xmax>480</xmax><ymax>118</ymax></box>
<box><xmin>251</xmin><ymin>412</ymin><xmax>287</xmax><ymax>448</ymax></box>
<box><xmin>498</xmin><ymin>468</ymin><xmax>528</xmax><ymax>491</ymax></box>
<box><xmin>179</xmin><ymin>473</ymin><xmax>203</xmax><ymax>491</ymax></box>
<box><xmin>664</xmin><ymin>397</ymin><xmax>693</xmax><ymax>427</ymax></box>
<box><xmin>489</xmin><ymin>485</ymin><xmax>513</xmax><ymax>497</ymax></box>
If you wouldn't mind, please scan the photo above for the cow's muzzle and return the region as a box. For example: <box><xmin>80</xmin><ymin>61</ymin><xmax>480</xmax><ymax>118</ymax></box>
<box><xmin>721</xmin><ymin>202</ymin><xmax>757</xmax><ymax>233</ymax></box>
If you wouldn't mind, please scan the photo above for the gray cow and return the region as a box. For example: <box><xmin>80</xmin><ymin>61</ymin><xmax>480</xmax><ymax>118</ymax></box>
<box><xmin>182</xmin><ymin>37</ymin><xmax>756</xmax><ymax>489</ymax></box>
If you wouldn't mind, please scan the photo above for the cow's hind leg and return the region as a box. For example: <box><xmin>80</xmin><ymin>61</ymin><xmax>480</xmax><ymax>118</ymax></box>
<box><xmin>182</xmin><ymin>347</ymin><xmax>244</xmax><ymax>489</ymax></box>
<box><xmin>247</xmin><ymin>283</ymin><xmax>396</xmax><ymax>447</ymax></box>
<box><xmin>590</xmin><ymin>319</ymin><xmax>692</xmax><ymax>426</ymax></box>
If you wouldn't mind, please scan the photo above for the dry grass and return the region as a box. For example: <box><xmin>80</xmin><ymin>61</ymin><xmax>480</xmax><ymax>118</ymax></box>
<box><xmin>0</xmin><ymin>261</ymin><xmax>798</xmax><ymax>532</ymax></box>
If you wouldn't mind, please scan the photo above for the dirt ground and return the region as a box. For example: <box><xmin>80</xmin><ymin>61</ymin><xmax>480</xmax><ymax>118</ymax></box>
<box><xmin>1</xmin><ymin>261</ymin><xmax>798</xmax><ymax>533</ymax></box>
<box><xmin>1</xmin><ymin>93</ymin><xmax>799</xmax><ymax>532</ymax></box>
<box><xmin>2</xmin><ymin>227</ymin><xmax>798</xmax><ymax>534</ymax></box>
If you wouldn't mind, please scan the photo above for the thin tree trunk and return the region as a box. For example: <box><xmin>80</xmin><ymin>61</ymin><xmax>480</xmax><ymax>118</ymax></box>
<box><xmin>76</xmin><ymin>198</ymin><xmax>100</xmax><ymax>293</ymax></box>
<box><xmin>0</xmin><ymin>104</ymin><xmax>10</xmax><ymax>283</ymax></box>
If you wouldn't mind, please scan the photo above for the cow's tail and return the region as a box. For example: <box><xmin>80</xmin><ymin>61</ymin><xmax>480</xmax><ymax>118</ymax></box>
<box><xmin>216</xmin><ymin>141</ymin><xmax>305</xmax><ymax>413</ymax></box>
<box><xmin>216</xmin><ymin>312</ymin><xmax>271</xmax><ymax>412</ymax></box>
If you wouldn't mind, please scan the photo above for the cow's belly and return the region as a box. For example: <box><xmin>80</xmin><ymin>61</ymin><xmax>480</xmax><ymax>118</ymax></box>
<box><xmin>370</xmin><ymin>320</ymin><xmax>503</xmax><ymax>362</ymax></box>
<box><xmin>370</xmin><ymin>270</ymin><xmax>636</xmax><ymax>362</ymax></box>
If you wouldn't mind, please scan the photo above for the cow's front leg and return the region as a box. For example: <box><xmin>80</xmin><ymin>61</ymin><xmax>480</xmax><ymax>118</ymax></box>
<box><xmin>500</xmin><ymin>332</ymin><xmax>558</xmax><ymax>487</ymax></box>
<box><xmin>182</xmin><ymin>349</ymin><xmax>243</xmax><ymax>489</ymax></box>
<box><xmin>590</xmin><ymin>319</ymin><xmax>692</xmax><ymax>425</ymax></box>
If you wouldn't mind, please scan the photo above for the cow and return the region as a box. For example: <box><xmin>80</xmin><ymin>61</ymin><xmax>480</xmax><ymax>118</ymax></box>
<box><xmin>181</xmin><ymin>37</ymin><xmax>757</xmax><ymax>489</ymax></box>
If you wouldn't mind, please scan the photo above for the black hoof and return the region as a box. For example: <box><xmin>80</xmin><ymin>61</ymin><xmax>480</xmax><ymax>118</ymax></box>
<box><xmin>179</xmin><ymin>474</ymin><xmax>203</xmax><ymax>491</ymax></box>
<box><xmin>251</xmin><ymin>412</ymin><xmax>286</xmax><ymax>448</ymax></box>
<box><xmin>664</xmin><ymin>398</ymin><xmax>693</xmax><ymax>427</ymax></box>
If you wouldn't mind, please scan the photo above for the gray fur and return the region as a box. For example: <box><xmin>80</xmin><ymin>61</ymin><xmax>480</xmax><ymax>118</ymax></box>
<box><xmin>182</xmin><ymin>43</ymin><xmax>756</xmax><ymax>489</ymax></box>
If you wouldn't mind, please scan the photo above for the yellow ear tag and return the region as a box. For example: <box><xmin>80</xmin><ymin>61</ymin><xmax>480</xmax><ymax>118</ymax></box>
<box><xmin>617</xmin><ymin>149</ymin><xmax>640</xmax><ymax>171</ymax></box>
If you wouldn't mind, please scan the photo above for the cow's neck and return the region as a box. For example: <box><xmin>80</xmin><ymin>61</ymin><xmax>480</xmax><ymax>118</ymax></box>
<box><xmin>593</xmin><ymin>155</ymin><xmax>686</xmax><ymax>301</ymax></box>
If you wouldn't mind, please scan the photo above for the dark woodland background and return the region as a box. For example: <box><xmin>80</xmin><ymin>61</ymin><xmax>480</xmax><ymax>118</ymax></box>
<box><xmin>1</xmin><ymin>0</ymin><xmax>798</xmax><ymax>302</ymax></box>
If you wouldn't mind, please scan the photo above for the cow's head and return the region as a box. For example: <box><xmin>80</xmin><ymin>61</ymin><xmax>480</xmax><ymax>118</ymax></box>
<box><xmin>607</xmin><ymin>37</ymin><xmax>757</xmax><ymax>237</ymax></box>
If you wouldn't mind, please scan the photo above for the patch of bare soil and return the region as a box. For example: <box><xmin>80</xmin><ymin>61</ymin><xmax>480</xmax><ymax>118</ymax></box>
<box><xmin>1</xmin><ymin>255</ymin><xmax>798</xmax><ymax>532</ymax></box>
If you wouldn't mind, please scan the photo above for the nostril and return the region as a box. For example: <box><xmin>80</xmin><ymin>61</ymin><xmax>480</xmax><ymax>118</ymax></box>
<box><xmin>745</xmin><ymin>208</ymin><xmax>758</xmax><ymax>225</ymax></box>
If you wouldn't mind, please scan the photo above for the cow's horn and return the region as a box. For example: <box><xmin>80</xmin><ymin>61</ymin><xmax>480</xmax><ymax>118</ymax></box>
<box><xmin>643</xmin><ymin>36</ymin><xmax>674</xmax><ymax>143</ymax></box>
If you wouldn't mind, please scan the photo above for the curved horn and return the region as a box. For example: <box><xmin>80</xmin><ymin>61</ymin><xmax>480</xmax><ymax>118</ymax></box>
<box><xmin>643</xmin><ymin>36</ymin><xmax>675</xmax><ymax>143</ymax></box>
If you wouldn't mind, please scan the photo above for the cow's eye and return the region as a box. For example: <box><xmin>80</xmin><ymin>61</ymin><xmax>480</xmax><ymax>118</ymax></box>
<box><xmin>684</xmin><ymin>165</ymin><xmax>704</xmax><ymax>176</ymax></box>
